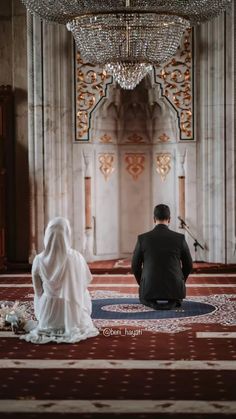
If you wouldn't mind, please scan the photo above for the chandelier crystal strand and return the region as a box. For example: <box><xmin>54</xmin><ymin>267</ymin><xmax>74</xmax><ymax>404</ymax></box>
<box><xmin>66</xmin><ymin>13</ymin><xmax>189</xmax><ymax>88</ymax></box>
<box><xmin>21</xmin><ymin>1</ymin><xmax>232</xmax><ymax>25</ymax></box>
<box><xmin>105</xmin><ymin>63</ymin><xmax>153</xmax><ymax>90</ymax></box>
<box><xmin>21</xmin><ymin>0</ymin><xmax>232</xmax><ymax>89</ymax></box>
<box><xmin>66</xmin><ymin>14</ymin><xmax>190</xmax><ymax>65</ymax></box>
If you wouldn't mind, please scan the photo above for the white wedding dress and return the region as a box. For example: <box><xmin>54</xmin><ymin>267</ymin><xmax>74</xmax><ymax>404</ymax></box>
<box><xmin>21</xmin><ymin>217</ymin><xmax>99</xmax><ymax>344</ymax></box>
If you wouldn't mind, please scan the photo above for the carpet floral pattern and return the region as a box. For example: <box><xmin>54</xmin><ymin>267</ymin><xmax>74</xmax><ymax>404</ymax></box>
<box><xmin>90</xmin><ymin>292</ymin><xmax>236</xmax><ymax>333</ymax></box>
<box><xmin>0</xmin><ymin>271</ymin><xmax>235</xmax><ymax>418</ymax></box>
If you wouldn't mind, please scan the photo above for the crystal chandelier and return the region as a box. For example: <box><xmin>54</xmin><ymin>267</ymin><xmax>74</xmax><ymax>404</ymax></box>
<box><xmin>21</xmin><ymin>0</ymin><xmax>232</xmax><ymax>89</ymax></box>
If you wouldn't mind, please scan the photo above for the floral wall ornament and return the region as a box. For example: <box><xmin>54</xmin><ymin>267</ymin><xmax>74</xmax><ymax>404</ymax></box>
<box><xmin>154</xmin><ymin>28</ymin><xmax>193</xmax><ymax>140</ymax></box>
<box><xmin>99</xmin><ymin>153</ymin><xmax>115</xmax><ymax>181</ymax></box>
<box><xmin>158</xmin><ymin>133</ymin><xmax>170</xmax><ymax>143</ymax></box>
<box><xmin>76</xmin><ymin>53</ymin><xmax>112</xmax><ymax>141</ymax></box>
<box><xmin>99</xmin><ymin>134</ymin><xmax>113</xmax><ymax>143</ymax></box>
<box><xmin>156</xmin><ymin>153</ymin><xmax>172</xmax><ymax>181</ymax></box>
<box><xmin>125</xmin><ymin>153</ymin><xmax>145</xmax><ymax>181</ymax></box>
<box><xmin>126</xmin><ymin>133</ymin><xmax>145</xmax><ymax>144</ymax></box>
<box><xmin>75</xmin><ymin>29</ymin><xmax>193</xmax><ymax>143</ymax></box>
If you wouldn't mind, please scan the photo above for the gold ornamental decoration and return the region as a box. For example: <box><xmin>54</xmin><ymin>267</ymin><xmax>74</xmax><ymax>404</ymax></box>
<box><xmin>126</xmin><ymin>133</ymin><xmax>145</xmax><ymax>143</ymax></box>
<box><xmin>76</xmin><ymin>54</ymin><xmax>112</xmax><ymax>141</ymax></box>
<box><xmin>100</xmin><ymin>134</ymin><xmax>113</xmax><ymax>143</ymax></box>
<box><xmin>125</xmin><ymin>153</ymin><xmax>145</xmax><ymax>181</ymax></box>
<box><xmin>158</xmin><ymin>133</ymin><xmax>170</xmax><ymax>143</ymax></box>
<box><xmin>154</xmin><ymin>29</ymin><xmax>193</xmax><ymax>140</ymax></box>
<box><xmin>99</xmin><ymin>153</ymin><xmax>115</xmax><ymax>181</ymax></box>
<box><xmin>75</xmin><ymin>29</ymin><xmax>193</xmax><ymax>142</ymax></box>
<box><xmin>156</xmin><ymin>153</ymin><xmax>171</xmax><ymax>181</ymax></box>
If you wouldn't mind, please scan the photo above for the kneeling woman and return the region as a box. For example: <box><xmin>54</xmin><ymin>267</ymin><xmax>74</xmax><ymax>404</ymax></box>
<box><xmin>21</xmin><ymin>217</ymin><xmax>99</xmax><ymax>344</ymax></box>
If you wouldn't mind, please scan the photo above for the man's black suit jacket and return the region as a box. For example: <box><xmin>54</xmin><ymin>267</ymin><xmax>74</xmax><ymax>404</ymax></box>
<box><xmin>132</xmin><ymin>224</ymin><xmax>193</xmax><ymax>300</ymax></box>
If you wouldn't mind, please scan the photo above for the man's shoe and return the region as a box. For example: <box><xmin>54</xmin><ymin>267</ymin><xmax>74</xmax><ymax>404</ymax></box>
<box><xmin>140</xmin><ymin>300</ymin><xmax>162</xmax><ymax>311</ymax></box>
<box><xmin>149</xmin><ymin>302</ymin><xmax>162</xmax><ymax>310</ymax></box>
<box><xmin>158</xmin><ymin>300</ymin><xmax>182</xmax><ymax>310</ymax></box>
<box><xmin>141</xmin><ymin>299</ymin><xmax>182</xmax><ymax>311</ymax></box>
<box><xmin>175</xmin><ymin>299</ymin><xmax>182</xmax><ymax>308</ymax></box>
<box><xmin>152</xmin><ymin>301</ymin><xmax>173</xmax><ymax>310</ymax></box>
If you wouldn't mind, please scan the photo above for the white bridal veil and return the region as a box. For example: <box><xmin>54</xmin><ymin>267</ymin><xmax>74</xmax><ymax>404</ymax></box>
<box><xmin>21</xmin><ymin>217</ymin><xmax>99</xmax><ymax>344</ymax></box>
<box><xmin>40</xmin><ymin>216</ymin><xmax>72</xmax><ymax>285</ymax></box>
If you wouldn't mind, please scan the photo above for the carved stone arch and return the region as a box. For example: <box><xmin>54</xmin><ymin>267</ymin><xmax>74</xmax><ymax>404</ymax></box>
<box><xmin>90</xmin><ymin>85</ymin><xmax>121</xmax><ymax>143</ymax></box>
<box><xmin>76</xmin><ymin>29</ymin><xmax>193</xmax><ymax>141</ymax></box>
<box><xmin>151</xmin><ymin>97</ymin><xmax>180</xmax><ymax>143</ymax></box>
<box><xmin>151</xmin><ymin>28</ymin><xmax>193</xmax><ymax>140</ymax></box>
<box><xmin>74</xmin><ymin>30</ymin><xmax>194</xmax><ymax>261</ymax></box>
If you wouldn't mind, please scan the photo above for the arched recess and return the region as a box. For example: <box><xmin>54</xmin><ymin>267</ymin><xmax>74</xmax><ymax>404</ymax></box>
<box><xmin>75</xmin><ymin>28</ymin><xmax>197</xmax><ymax>261</ymax></box>
<box><xmin>82</xmin><ymin>75</ymin><xmax>193</xmax><ymax>260</ymax></box>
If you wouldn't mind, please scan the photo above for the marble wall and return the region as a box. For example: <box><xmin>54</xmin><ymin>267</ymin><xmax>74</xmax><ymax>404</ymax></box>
<box><xmin>2</xmin><ymin>1</ymin><xmax>235</xmax><ymax>264</ymax></box>
<box><xmin>28</xmin><ymin>6</ymin><xmax>235</xmax><ymax>263</ymax></box>
<box><xmin>194</xmin><ymin>6</ymin><xmax>235</xmax><ymax>263</ymax></box>
<box><xmin>87</xmin><ymin>79</ymin><xmax>197</xmax><ymax>260</ymax></box>
<box><xmin>0</xmin><ymin>0</ymin><xmax>29</xmax><ymax>262</ymax></box>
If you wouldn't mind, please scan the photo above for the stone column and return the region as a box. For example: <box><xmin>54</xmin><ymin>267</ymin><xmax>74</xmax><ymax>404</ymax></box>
<box><xmin>27</xmin><ymin>13</ymin><xmax>45</xmax><ymax>261</ymax></box>
<box><xmin>27</xmin><ymin>15</ymin><xmax>74</xmax><ymax>257</ymax></box>
<box><xmin>42</xmin><ymin>22</ymin><xmax>74</xmax><ymax>223</ymax></box>
<box><xmin>225</xmin><ymin>3</ymin><xmax>235</xmax><ymax>263</ymax></box>
<box><xmin>195</xmin><ymin>7</ymin><xmax>235</xmax><ymax>263</ymax></box>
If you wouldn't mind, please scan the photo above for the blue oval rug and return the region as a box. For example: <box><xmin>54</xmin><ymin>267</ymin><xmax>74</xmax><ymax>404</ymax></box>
<box><xmin>92</xmin><ymin>298</ymin><xmax>216</xmax><ymax>320</ymax></box>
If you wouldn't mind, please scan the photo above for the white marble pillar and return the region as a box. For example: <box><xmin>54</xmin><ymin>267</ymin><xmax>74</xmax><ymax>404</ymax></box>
<box><xmin>195</xmin><ymin>6</ymin><xmax>235</xmax><ymax>263</ymax></box>
<box><xmin>27</xmin><ymin>15</ymin><xmax>75</xmax><ymax>257</ymax></box>
<box><xmin>27</xmin><ymin>13</ymin><xmax>45</xmax><ymax>261</ymax></box>
<box><xmin>42</xmin><ymin>22</ymin><xmax>74</xmax><ymax>222</ymax></box>
<box><xmin>225</xmin><ymin>3</ymin><xmax>236</xmax><ymax>263</ymax></box>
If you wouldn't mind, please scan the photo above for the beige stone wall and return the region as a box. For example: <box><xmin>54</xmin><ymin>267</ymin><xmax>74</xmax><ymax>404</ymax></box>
<box><xmin>0</xmin><ymin>1</ymin><xmax>234</xmax><ymax>264</ymax></box>
<box><xmin>0</xmin><ymin>0</ymin><xmax>29</xmax><ymax>262</ymax></box>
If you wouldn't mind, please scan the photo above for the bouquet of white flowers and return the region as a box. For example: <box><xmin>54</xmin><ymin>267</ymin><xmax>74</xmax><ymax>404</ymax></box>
<box><xmin>0</xmin><ymin>301</ymin><xmax>34</xmax><ymax>334</ymax></box>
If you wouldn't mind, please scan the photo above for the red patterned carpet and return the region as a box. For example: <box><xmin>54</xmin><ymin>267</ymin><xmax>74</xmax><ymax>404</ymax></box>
<box><xmin>88</xmin><ymin>259</ymin><xmax>236</xmax><ymax>274</ymax></box>
<box><xmin>0</xmin><ymin>271</ymin><xmax>236</xmax><ymax>418</ymax></box>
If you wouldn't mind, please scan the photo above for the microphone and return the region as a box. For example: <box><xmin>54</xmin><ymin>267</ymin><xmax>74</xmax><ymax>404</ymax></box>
<box><xmin>178</xmin><ymin>216</ymin><xmax>188</xmax><ymax>228</ymax></box>
<box><xmin>178</xmin><ymin>216</ymin><xmax>205</xmax><ymax>252</ymax></box>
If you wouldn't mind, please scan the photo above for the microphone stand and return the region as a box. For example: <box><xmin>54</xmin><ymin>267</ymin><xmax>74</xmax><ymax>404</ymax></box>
<box><xmin>178</xmin><ymin>216</ymin><xmax>204</xmax><ymax>262</ymax></box>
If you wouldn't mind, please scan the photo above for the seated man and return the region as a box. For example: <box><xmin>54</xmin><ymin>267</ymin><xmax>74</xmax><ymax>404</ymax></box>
<box><xmin>132</xmin><ymin>204</ymin><xmax>193</xmax><ymax>310</ymax></box>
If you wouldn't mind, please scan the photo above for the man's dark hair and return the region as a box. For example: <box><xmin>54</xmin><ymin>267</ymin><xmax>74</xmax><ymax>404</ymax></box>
<box><xmin>154</xmin><ymin>204</ymin><xmax>171</xmax><ymax>221</ymax></box>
